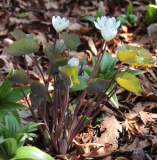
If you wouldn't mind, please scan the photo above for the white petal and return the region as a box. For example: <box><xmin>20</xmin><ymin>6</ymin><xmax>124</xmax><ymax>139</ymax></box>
<box><xmin>61</xmin><ymin>17</ymin><xmax>66</xmax><ymax>22</ymax></box>
<box><xmin>101</xmin><ymin>28</ymin><xmax>117</xmax><ymax>42</ymax></box>
<box><xmin>56</xmin><ymin>16</ymin><xmax>61</xmax><ymax>22</ymax></box>
<box><xmin>94</xmin><ymin>21</ymin><xmax>102</xmax><ymax>30</ymax></box>
<box><xmin>97</xmin><ymin>17</ymin><xmax>101</xmax><ymax>26</ymax></box>
<box><xmin>101</xmin><ymin>16</ymin><xmax>107</xmax><ymax>25</ymax></box>
<box><xmin>111</xmin><ymin>17</ymin><xmax>116</xmax><ymax>24</ymax></box>
<box><xmin>52</xmin><ymin>16</ymin><xmax>56</xmax><ymax>24</ymax></box>
<box><xmin>53</xmin><ymin>21</ymin><xmax>62</xmax><ymax>32</ymax></box>
<box><xmin>114</xmin><ymin>20</ymin><xmax>121</xmax><ymax>29</ymax></box>
<box><xmin>106</xmin><ymin>19</ymin><xmax>113</xmax><ymax>28</ymax></box>
<box><xmin>68</xmin><ymin>57</ymin><xmax>79</xmax><ymax>67</ymax></box>
<box><xmin>64</xmin><ymin>20</ymin><xmax>69</xmax><ymax>28</ymax></box>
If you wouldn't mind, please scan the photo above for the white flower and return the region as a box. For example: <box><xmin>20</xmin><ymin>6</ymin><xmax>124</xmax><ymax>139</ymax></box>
<box><xmin>94</xmin><ymin>16</ymin><xmax>120</xmax><ymax>30</ymax></box>
<box><xmin>68</xmin><ymin>57</ymin><xmax>79</xmax><ymax>67</ymax></box>
<box><xmin>52</xmin><ymin>16</ymin><xmax>69</xmax><ymax>32</ymax></box>
<box><xmin>101</xmin><ymin>27</ymin><xmax>117</xmax><ymax>42</ymax></box>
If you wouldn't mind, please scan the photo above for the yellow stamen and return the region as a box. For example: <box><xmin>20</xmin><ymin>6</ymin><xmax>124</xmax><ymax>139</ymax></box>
<box><xmin>104</xmin><ymin>21</ymin><xmax>107</xmax><ymax>26</ymax></box>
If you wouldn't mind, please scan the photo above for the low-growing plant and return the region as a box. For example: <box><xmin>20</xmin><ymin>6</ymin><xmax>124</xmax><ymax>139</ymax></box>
<box><xmin>5</xmin><ymin>15</ymin><xmax>155</xmax><ymax>156</ymax></box>
<box><xmin>144</xmin><ymin>1</ymin><xmax>157</xmax><ymax>26</ymax></box>
<box><xmin>0</xmin><ymin>114</ymin><xmax>54</xmax><ymax>160</ymax></box>
<box><xmin>72</xmin><ymin>53</ymin><xmax>146</xmax><ymax>108</ymax></box>
<box><xmin>0</xmin><ymin>67</ymin><xmax>30</xmax><ymax>123</ymax></box>
<box><xmin>117</xmin><ymin>2</ymin><xmax>137</xmax><ymax>25</ymax></box>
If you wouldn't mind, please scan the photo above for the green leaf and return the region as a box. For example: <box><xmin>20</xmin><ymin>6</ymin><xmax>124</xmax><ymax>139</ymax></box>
<box><xmin>80</xmin><ymin>16</ymin><xmax>96</xmax><ymax>23</ymax></box>
<box><xmin>82</xmin><ymin>66</ymin><xmax>92</xmax><ymax>78</ymax></box>
<box><xmin>5</xmin><ymin>115</ymin><xmax>20</xmax><ymax>135</ymax></box>
<box><xmin>7</xmin><ymin>38</ymin><xmax>39</xmax><ymax>56</ymax></box>
<box><xmin>0</xmin><ymin>68</ymin><xmax>13</xmax><ymax>102</ymax></box>
<box><xmin>116</xmin><ymin>14</ymin><xmax>127</xmax><ymax>24</ymax></box>
<box><xmin>70</xmin><ymin>76</ymin><xmax>88</xmax><ymax>92</ymax></box>
<box><xmin>13</xmin><ymin>146</ymin><xmax>55</xmax><ymax>160</ymax></box>
<box><xmin>8</xmin><ymin>70</ymin><xmax>29</xmax><ymax>84</ymax></box>
<box><xmin>99</xmin><ymin>53</ymin><xmax>113</xmax><ymax>74</ymax></box>
<box><xmin>10</xmin><ymin>30</ymin><xmax>26</xmax><ymax>41</ymax></box>
<box><xmin>11</xmin><ymin>110</ymin><xmax>21</xmax><ymax>124</ymax></box>
<box><xmin>1</xmin><ymin>138</ymin><xmax>17</xmax><ymax>158</ymax></box>
<box><xmin>8</xmin><ymin>86</ymin><xmax>30</xmax><ymax>102</ymax></box>
<box><xmin>1</xmin><ymin>101</ymin><xmax>27</xmax><ymax>110</ymax></box>
<box><xmin>117</xmin><ymin>45</ymin><xmax>155</xmax><ymax>66</ymax></box>
<box><xmin>43</xmin><ymin>44</ymin><xmax>62</xmax><ymax>61</ymax></box>
<box><xmin>55</xmin><ymin>41</ymin><xmax>67</xmax><ymax>53</ymax></box>
<box><xmin>116</xmin><ymin>72</ymin><xmax>143</xmax><ymax>96</ymax></box>
<box><xmin>18</xmin><ymin>123</ymin><xmax>43</xmax><ymax>134</ymax></box>
<box><xmin>144</xmin><ymin>4</ymin><xmax>156</xmax><ymax>26</ymax></box>
<box><xmin>29</xmin><ymin>92</ymin><xmax>41</xmax><ymax>109</ymax></box>
<box><xmin>59</xmin><ymin>65</ymin><xmax>80</xmax><ymax>88</ymax></box>
<box><xmin>127</xmin><ymin>2</ymin><xmax>133</xmax><ymax>15</ymax></box>
<box><xmin>26</xmin><ymin>34</ymin><xmax>33</xmax><ymax>40</ymax></box>
<box><xmin>106</xmin><ymin>86</ymin><xmax>119</xmax><ymax>108</ymax></box>
<box><xmin>126</xmin><ymin>69</ymin><xmax>146</xmax><ymax>75</ymax></box>
<box><xmin>127</xmin><ymin>14</ymin><xmax>137</xmax><ymax>24</ymax></box>
<box><xmin>30</xmin><ymin>82</ymin><xmax>47</xmax><ymax>101</ymax></box>
<box><xmin>96</xmin><ymin>8</ymin><xmax>101</xmax><ymax>18</ymax></box>
<box><xmin>51</xmin><ymin>58</ymin><xmax>68</xmax><ymax>75</ymax></box>
<box><xmin>61</xmin><ymin>32</ymin><xmax>80</xmax><ymax>51</ymax></box>
<box><xmin>86</xmin><ymin>78</ymin><xmax>111</xmax><ymax>94</ymax></box>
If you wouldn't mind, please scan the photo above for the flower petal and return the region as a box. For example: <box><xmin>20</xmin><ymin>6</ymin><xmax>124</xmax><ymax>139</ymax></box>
<box><xmin>111</xmin><ymin>17</ymin><xmax>116</xmax><ymax>24</ymax></box>
<box><xmin>94</xmin><ymin>21</ymin><xmax>102</xmax><ymax>30</ymax></box>
<box><xmin>114</xmin><ymin>20</ymin><xmax>121</xmax><ymax>29</ymax></box>
<box><xmin>101</xmin><ymin>28</ymin><xmax>117</xmax><ymax>42</ymax></box>
<box><xmin>105</xmin><ymin>19</ymin><xmax>113</xmax><ymax>28</ymax></box>
<box><xmin>52</xmin><ymin>16</ymin><xmax>56</xmax><ymax>24</ymax></box>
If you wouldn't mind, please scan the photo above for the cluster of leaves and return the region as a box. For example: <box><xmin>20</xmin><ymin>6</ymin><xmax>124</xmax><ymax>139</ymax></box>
<box><xmin>144</xmin><ymin>0</ymin><xmax>157</xmax><ymax>26</ymax></box>
<box><xmin>5</xmin><ymin>28</ymin><xmax>155</xmax><ymax>156</ymax></box>
<box><xmin>0</xmin><ymin>114</ymin><xmax>54</xmax><ymax>160</ymax></box>
<box><xmin>116</xmin><ymin>2</ymin><xmax>137</xmax><ymax>25</ymax></box>
<box><xmin>0</xmin><ymin>55</ymin><xmax>54</xmax><ymax>158</ymax></box>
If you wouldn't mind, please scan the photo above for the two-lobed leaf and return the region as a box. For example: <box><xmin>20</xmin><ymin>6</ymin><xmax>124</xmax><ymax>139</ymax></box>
<box><xmin>116</xmin><ymin>72</ymin><xmax>143</xmax><ymax>96</ymax></box>
<box><xmin>7</xmin><ymin>38</ymin><xmax>39</xmax><ymax>56</ymax></box>
<box><xmin>8</xmin><ymin>70</ymin><xmax>29</xmax><ymax>84</ymax></box>
<box><xmin>30</xmin><ymin>82</ymin><xmax>47</xmax><ymax>101</ymax></box>
<box><xmin>86</xmin><ymin>78</ymin><xmax>111</xmax><ymax>94</ymax></box>
<box><xmin>10</xmin><ymin>30</ymin><xmax>26</xmax><ymax>41</ymax></box>
<box><xmin>117</xmin><ymin>45</ymin><xmax>155</xmax><ymax>66</ymax></box>
<box><xmin>61</xmin><ymin>32</ymin><xmax>80</xmax><ymax>51</ymax></box>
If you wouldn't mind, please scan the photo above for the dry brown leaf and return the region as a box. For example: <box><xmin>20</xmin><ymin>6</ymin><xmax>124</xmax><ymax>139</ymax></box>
<box><xmin>139</xmin><ymin>111</ymin><xmax>149</xmax><ymax>126</ymax></box>
<box><xmin>97</xmin><ymin>115</ymin><xmax>122</xmax><ymax>150</ymax></box>
<box><xmin>131</xmin><ymin>148</ymin><xmax>145</xmax><ymax>160</ymax></box>
<box><xmin>73</xmin><ymin>139</ymin><xmax>114</xmax><ymax>158</ymax></box>
<box><xmin>150</xmin><ymin>137</ymin><xmax>157</xmax><ymax>154</ymax></box>
<box><xmin>115</xmin><ymin>157</ymin><xmax>129</xmax><ymax>160</ymax></box>
<box><xmin>67</xmin><ymin>22</ymin><xmax>92</xmax><ymax>34</ymax></box>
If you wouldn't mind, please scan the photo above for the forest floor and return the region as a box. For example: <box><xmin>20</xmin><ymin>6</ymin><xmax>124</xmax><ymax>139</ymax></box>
<box><xmin>0</xmin><ymin>0</ymin><xmax>157</xmax><ymax>159</ymax></box>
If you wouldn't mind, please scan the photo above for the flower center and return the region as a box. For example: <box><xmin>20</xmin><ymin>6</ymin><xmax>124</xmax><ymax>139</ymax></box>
<box><xmin>59</xmin><ymin>22</ymin><xmax>62</xmax><ymax>25</ymax></box>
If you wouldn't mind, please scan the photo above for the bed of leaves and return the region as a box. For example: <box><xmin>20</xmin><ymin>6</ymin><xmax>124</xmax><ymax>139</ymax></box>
<box><xmin>0</xmin><ymin>0</ymin><xmax>157</xmax><ymax>159</ymax></box>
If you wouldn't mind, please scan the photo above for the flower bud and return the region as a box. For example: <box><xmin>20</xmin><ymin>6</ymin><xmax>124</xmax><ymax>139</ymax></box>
<box><xmin>68</xmin><ymin>57</ymin><xmax>79</xmax><ymax>67</ymax></box>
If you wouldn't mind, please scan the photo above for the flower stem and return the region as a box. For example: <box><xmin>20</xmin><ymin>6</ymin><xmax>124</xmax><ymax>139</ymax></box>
<box><xmin>44</xmin><ymin>32</ymin><xmax>58</xmax><ymax>119</ymax></box>
<box><xmin>68</xmin><ymin>41</ymin><xmax>107</xmax><ymax>137</ymax></box>
<box><xmin>28</xmin><ymin>55</ymin><xmax>53</xmax><ymax>106</ymax></box>
<box><xmin>54</xmin><ymin>85</ymin><xmax>69</xmax><ymax>151</ymax></box>
<box><xmin>18</xmin><ymin>84</ymin><xmax>43</xmax><ymax>134</ymax></box>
